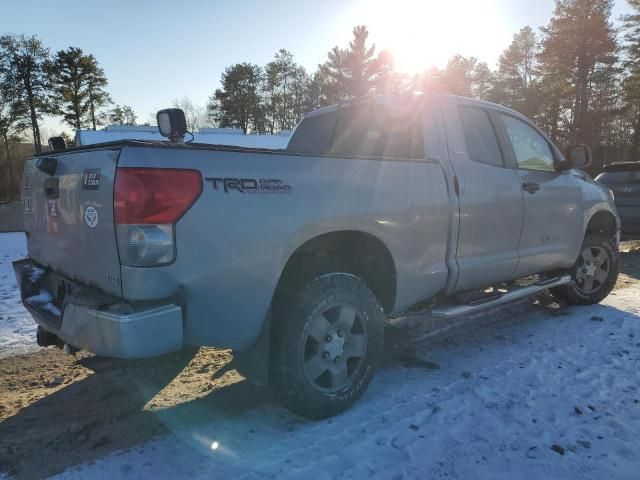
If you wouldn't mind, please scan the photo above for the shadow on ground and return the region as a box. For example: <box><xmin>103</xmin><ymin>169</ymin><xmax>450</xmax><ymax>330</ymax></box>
<box><xmin>0</xmin><ymin>321</ymin><xmax>441</xmax><ymax>479</ymax></box>
<box><xmin>0</xmin><ymin>348</ymin><xmax>269</xmax><ymax>479</ymax></box>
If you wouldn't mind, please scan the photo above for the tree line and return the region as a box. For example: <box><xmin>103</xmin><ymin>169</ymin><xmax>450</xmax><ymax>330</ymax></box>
<box><xmin>211</xmin><ymin>0</ymin><xmax>640</xmax><ymax>158</ymax></box>
<box><xmin>0</xmin><ymin>35</ymin><xmax>138</xmax><ymax>199</ymax></box>
<box><xmin>1</xmin><ymin>0</ymin><xmax>640</xmax><ymax>202</ymax></box>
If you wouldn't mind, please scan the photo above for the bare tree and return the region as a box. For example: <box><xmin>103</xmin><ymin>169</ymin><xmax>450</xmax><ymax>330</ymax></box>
<box><xmin>171</xmin><ymin>96</ymin><xmax>206</xmax><ymax>131</ymax></box>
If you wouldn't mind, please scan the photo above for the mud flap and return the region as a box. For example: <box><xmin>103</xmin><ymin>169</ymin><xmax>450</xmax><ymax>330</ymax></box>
<box><xmin>233</xmin><ymin>312</ymin><xmax>271</xmax><ymax>386</ymax></box>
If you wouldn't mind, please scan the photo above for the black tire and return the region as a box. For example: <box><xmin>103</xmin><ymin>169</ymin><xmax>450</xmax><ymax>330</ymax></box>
<box><xmin>551</xmin><ymin>233</ymin><xmax>619</xmax><ymax>305</ymax></box>
<box><xmin>271</xmin><ymin>273</ymin><xmax>384</xmax><ymax>419</ymax></box>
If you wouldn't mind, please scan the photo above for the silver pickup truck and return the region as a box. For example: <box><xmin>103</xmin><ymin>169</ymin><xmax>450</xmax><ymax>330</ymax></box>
<box><xmin>13</xmin><ymin>94</ymin><xmax>619</xmax><ymax>418</ymax></box>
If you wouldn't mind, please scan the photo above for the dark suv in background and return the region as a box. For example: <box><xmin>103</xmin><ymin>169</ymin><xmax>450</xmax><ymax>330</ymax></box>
<box><xmin>597</xmin><ymin>162</ymin><xmax>640</xmax><ymax>235</ymax></box>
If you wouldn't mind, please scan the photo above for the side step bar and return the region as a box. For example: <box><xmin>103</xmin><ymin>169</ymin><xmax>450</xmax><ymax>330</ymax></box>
<box><xmin>431</xmin><ymin>275</ymin><xmax>572</xmax><ymax>318</ymax></box>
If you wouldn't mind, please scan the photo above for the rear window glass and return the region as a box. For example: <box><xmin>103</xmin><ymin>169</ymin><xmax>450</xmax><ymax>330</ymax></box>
<box><xmin>458</xmin><ymin>106</ymin><xmax>503</xmax><ymax>166</ymax></box>
<box><xmin>330</xmin><ymin>105</ymin><xmax>424</xmax><ymax>159</ymax></box>
<box><xmin>287</xmin><ymin>112</ymin><xmax>337</xmax><ymax>155</ymax></box>
<box><xmin>597</xmin><ymin>171</ymin><xmax>640</xmax><ymax>184</ymax></box>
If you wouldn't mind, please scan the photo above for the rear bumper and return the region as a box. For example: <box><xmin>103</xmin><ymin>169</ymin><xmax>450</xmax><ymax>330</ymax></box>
<box><xmin>13</xmin><ymin>258</ymin><xmax>183</xmax><ymax>359</ymax></box>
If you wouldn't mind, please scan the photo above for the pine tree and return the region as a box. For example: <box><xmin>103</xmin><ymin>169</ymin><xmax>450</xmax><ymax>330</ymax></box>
<box><xmin>264</xmin><ymin>49</ymin><xmax>298</xmax><ymax>132</ymax></box>
<box><xmin>0</xmin><ymin>45</ymin><xmax>30</xmax><ymax>200</ymax></box>
<box><xmin>107</xmin><ymin>104</ymin><xmax>137</xmax><ymax>125</ymax></box>
<box><xmin>289</xmin><ymin>65</ymin><xmax>313</xmax><ymax>128</ymax></box>
<box><xmin>418</xmin><ymin>66</ymin><xmax>447</xmax><ymax>93</ymax></box>
<box><xmin>321</xmin><ymin>26</ymin><xmax>393</xmax><ymax>101</ymax></box>
<box><xmin>85</xmin><ymin>55</ymin><xmax>111</xmax><ymax>130</ymax></box>
<box><xmin>0</xmin><ymin>35</ymin><xmax>51</xmax><ymax>152</ymax></box>
<box><xmin>495</xmin><ymin>26</ymin><xmax>539</xmax><ymax>116</ymax></box>
<box><xmin>539</xmin><ymin>0</ymin><xmax>618</xmax><ymax>144</ymax></box>
<box><xmin>208</xmin><ymin>63</ymin><xmax>264</xmax><ymax>133</ymax></box>
<box><xmin>472</xmin><ymin>62</ymin><xmax>495</xmax><ymax>101</ymax></box>
<box><xmin>48</xmin><ymin>47</ymin><xmax>88</xmax><ymax>129</ymax></box>
<box><xmin>622</xmin><ymin>0</ymin><xmax>640</xmax><ymax>157</ymax></box>
<box><xmin>306</xmin><ymin>68</ymin><xmax>335</xmax><ymax>109</ymax></box>
<box><xmin>48</xmin><ymin>47</ymin><xmax>111</xmax><ymax>130</ymax></box>
<box><xmin>442</xmin><ymin>55</ymin><xmax>477</xmax><ymax>97</ymax></box>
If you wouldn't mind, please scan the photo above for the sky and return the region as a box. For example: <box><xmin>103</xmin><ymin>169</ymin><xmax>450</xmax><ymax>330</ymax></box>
<box><xmin>0</xmin><ymin>0</ymin><xmax>634</xmax><ymax>135</ymax></box>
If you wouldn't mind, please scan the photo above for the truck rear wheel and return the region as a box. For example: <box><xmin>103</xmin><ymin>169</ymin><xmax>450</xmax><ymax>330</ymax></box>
<box><xmin>551</xmin><ymin>233</ymin><xmax>619</xmax><ymax>305</ymax></box>
<box><xmin>271</xmin><ymin>273</ymin><xmax>384</xmax><ymax>419</ymax></box>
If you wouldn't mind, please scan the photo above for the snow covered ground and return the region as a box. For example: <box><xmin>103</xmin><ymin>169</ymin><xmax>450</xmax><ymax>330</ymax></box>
<box><xmin>1</xmin><ymin>232</ymin><xmax>639</xmax><ymax>479</ymax></box>
<box><xmin>55</xmin><ymin>289</ymin><xmax>640</xmax><ymax>479</ymax></box>
<box><xmin>0</xmin><ymin>232</ymin><xmax>38</xmax><ymax>359</ymax></box>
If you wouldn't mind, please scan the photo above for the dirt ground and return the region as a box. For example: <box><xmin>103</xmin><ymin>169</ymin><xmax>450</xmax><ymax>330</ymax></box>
<box><xmin>1</xmin><ymin>240</ymin><xmax>639</xmax><ymax>479</ymax></box>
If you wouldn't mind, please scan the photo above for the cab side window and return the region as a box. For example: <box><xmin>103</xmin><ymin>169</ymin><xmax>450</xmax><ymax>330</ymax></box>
<box><xmin>500</xmin><ymin>114</ymin><xmax>555</xmax><ymax>172</ymax></box>
<box><xmin>458</xmin><ymin>106</ymin><xmax>504</xmax><ymax>167</ymax></box>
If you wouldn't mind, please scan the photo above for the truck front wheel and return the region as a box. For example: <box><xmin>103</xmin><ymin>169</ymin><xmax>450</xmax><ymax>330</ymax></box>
<box><xmin>271</xmin><ymin>273</ymin><xmax>384</xmax><ymax>419</ymax></box>
<box><xmin>551</xmin><ymin>233</ymin><xmax>619</xmax><ymax>305</ymax></box>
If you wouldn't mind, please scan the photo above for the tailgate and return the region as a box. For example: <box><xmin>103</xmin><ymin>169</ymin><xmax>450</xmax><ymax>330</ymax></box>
<box><xmin>22</xmin><ymin>148</ymin><xmax>122</xmax><ymax>296</ymax></box>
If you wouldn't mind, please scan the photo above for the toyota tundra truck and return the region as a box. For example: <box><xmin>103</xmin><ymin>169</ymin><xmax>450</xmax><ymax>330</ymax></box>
<box><xmin>13</xmin><ymin>94</ymin><xmax>620</xmax><ymax>419</ymax></box>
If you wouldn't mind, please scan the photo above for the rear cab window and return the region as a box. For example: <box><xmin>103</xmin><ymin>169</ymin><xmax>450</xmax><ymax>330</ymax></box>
<box><xmin>287</xmin><ymin>111</ymin><xmax>337</xmax><ymax>155</ymax></box>
<box><xmin>458</xmin><ymin>106</ymin><xmax>504</xmax><ymax>167</ymax></box>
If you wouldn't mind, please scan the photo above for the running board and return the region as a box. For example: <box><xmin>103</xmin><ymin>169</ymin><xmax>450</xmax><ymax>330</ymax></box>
<box><xmin>431</xmin><ymin>275</ymin><xmax>572</xmax><ymax>318</ymax></box>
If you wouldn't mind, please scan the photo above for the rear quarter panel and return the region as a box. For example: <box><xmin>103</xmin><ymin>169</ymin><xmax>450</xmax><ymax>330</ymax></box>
<box><xmin>117</xmin><ymin>145</ymin><xmax>451</xmax><ymax>349</ymax></box>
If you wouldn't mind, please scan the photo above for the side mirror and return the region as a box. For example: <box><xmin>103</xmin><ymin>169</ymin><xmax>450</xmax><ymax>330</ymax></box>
<box><xmin>565</xmin><ymin>145</ymin><xmax>592</xmax><ymax>170</ymax></box>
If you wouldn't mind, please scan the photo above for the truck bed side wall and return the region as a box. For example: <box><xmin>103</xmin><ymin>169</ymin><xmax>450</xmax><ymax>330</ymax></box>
<box><xmin>117</xmin><ymin>145</ymin><xmax>451</xmax><ymax>350</ymax></box>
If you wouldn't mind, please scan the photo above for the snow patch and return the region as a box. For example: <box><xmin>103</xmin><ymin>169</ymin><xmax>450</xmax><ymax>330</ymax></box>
<box><xmin>24</xmin><ymin>290</ymin><xmax>61</xmax><ymax>318</ymax></box>
<box><xmin>25</xmin><ymin>290</ymin><xmax>53</xmax><ymax>305</ymax></box>
<box><xmin>26</xmin><ymin>265</ymin><xmax>45</xmax><ymax>282</ymax></box>
<box><xmin>0</xmin><ymin>232</ymin><xmax>39</xmax><ymax>359</ymax></box>
<box><xmin>51</xmin><ymin>285</ymin><xmax>640</xmax><ymax>480</ymax></box>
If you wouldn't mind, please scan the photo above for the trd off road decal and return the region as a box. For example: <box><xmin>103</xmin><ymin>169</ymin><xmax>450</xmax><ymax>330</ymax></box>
<box><xmin>205</xmin><ymin>177</ymin><xmax>292</xmax><ymax>194</ymax></box>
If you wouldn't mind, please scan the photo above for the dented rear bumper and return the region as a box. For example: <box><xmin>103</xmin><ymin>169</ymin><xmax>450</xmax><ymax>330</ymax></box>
<box><xmin>12</xmin><ymin>258</ymin><xmax>183</xmax><ymax>358</ymax></box>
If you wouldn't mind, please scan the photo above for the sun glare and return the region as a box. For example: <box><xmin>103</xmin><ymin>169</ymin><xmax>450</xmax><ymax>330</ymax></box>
<box><xmin>360</xmin><ymin>0</ymin><xmax>503</xmax><ymax>73</ymax></box>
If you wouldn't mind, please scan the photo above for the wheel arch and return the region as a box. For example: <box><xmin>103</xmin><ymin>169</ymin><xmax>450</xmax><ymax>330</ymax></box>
<box><xmin>274</xmin><ymin>230</ymin><xmax>397</xmax><ymax>314</ymax></box>
<box><xmin>585</xmin><ymin>209</ymin><xmax>618</xmax><ymax>237</ymax></box>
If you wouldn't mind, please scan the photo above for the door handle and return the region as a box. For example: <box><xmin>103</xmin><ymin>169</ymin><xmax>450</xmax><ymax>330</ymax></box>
<box><xmin>522</xmin><ymin>181</ymin><xmax>540</xmax><ymax>194</ymax></box>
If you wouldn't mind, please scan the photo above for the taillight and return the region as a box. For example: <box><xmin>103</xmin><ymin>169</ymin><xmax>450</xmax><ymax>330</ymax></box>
<box><xmin>114</xmin><ymin>168</ymin><xmax>202</xmax><ymax>224</ymax></box>
<box><xmin>114</xmin><ymin>168</ymin><xmax>202</xmax><ymax>266</ymax></box>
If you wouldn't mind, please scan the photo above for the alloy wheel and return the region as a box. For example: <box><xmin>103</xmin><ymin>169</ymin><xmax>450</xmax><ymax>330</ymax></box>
<box><xmin>575</xmin><ymin>245</ymin><xmax>610</xmax><ymax>294</ymax></box>
<box><xmin>302</xmin><ymin>302</ymin><xmax>368</xmax><ymax>392</ymax></box>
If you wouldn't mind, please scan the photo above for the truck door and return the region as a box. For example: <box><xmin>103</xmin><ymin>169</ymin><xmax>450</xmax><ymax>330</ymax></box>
<box><xmin>495</xmin><ymin>112</ymin><xmax>582</xmax><ymax>277</ymax></box>
<box><xmin>441</xmin><ymin>100</ymin><xmax>525</xmax><ymax>292</ymax></box>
